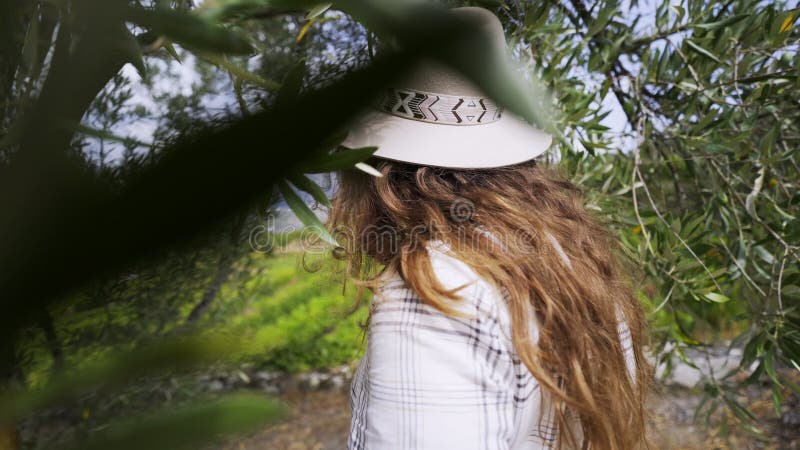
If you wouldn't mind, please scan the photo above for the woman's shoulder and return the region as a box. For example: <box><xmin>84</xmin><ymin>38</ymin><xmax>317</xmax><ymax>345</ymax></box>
<box><xmin>376</xmin><ymin>239</ymin><xmax>509</xmax><ymax>319</ymax></box>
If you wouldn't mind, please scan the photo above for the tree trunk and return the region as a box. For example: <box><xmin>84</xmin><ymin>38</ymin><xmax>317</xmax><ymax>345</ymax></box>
<box><xmin>39</xmin><ymin>310</ymin><xmax>64</xmax><ymax>371</ymax></box>
<box><xmin>185</xmin><ymin>255</ymin><xmax>235</xmax><ymax>324</ymax></box>
<box><xmin>184</xmin><ymin>213</ymin><xmax>247</xmax><ymax>325</ymax></box>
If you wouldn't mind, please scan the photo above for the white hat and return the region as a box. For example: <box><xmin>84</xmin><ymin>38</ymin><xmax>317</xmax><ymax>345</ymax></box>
<box><xmin>342</xmin><ymin>7</ymin><xmax>553</xmax><ymax>169</ymax></box>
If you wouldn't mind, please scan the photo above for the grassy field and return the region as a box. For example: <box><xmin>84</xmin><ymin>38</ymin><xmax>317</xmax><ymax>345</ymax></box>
<box><xmin>217</xmin><ymin>251</ymin><xmax>370</xmax><ymax>373</ymax></box>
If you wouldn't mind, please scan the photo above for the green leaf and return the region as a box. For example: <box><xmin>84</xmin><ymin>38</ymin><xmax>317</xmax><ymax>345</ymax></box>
<box><xmin>306</xmin><ymin>3</ymin><xmax>332</xmax><ymax>20</ymax></box>
<box><xmin>163</xmin><ymin>42</ymin><xmax>182</xmax><ymax>63</ymax></box>
<box><xmin>678</xmin><ymin>80</ymin><xmax>699</xmax><ymax>92</ymax></box>
<box><xmin>753</xmin><ymin>245</ymin><xmax>775</xmax><ymax>265</ymax></box>
<box><xmin>587</xmin><ymin>4</ymin><xmax>615</xmax><ymax>37</ymax></box>
<box><xmin>287</xmin><ymin>174</ymin><xmax>331</xmax><ymax>207</ymax></box>
<box><xmin>764</xmin><ymin>348</ymin><xmax>783</xmax><ymax>386</ymax></box>
<box><xmin>276</xmin><ymin>59</ymin><xmax>307</xmax><ymax>106</ymax></box>
<box><xmin>782</xmin><ymin>284</ymin><xmax>800</xmax><ymax>300</ymax></box>
<box><xmin>691</xmin><ymin>14</ymin><xmax>749</xmax><ymax>30</ymax></box>
<box><xmin>703</xmin><ymin>292</ymin><xmax>730</xmax><ymax>303</ymax></box>
<box><xmin>579</xmin><ymin>139</ymin><xmax>597</xmax><ymax>156</ymax></box>
<box><xmin>773</xmin><ymin>202</ymin><xmax>797</xmax><ymax>221</ymax></box>
<box><xmin>670</xmin><ymin>5</ymin><xmax>685</xmax><ymax>20</ymax></box>
<box><xmin>120</xmin><ymin>26</ymin><xmax>148</xmax><ymax>80</ymax></box>
<box><xmin>19</xmin><ymin>8</ymin><xmax>39</xmax><ymax>76</ymax></box>
<box><xmin>722</xmin><ymin>393</ymin><xmax>759</xmax><ymax>425</ymax></box>
<box><xmin>686</xmin><ymin>39</ymin><xmax>721</xmax><ymax>63</ymax></box>
<box><xmin>742</xmin><ymin>332</ymin><xmax>767</xmax><ymax>369</ymax></box>
<box><xmin>126</xmin><ymin>7</ymin><xmax>253</xmax><ymax>55</ymax></box>
<box><xmin>73</xmin><ymin>123</ymin><xmax>152</xmax><ymax>149</ymax></box>
<box><xmin>293</xmin><ymin>146</ymin><xmax>378</xmax><ymax>173</ymax></box>
<box><xmin>278</xmin><ymin>180</ymin><xmax>337</xmax><ymax>245</ymax></box>
<box><xmin>200</xmin><ymin>53</ymin><xmax>280</xmax><ymax>89</ymax></box>
<box><xmin>354</xmin><ymin>162</ymin><xmax>382</xmax><ymax>177</ymax></box>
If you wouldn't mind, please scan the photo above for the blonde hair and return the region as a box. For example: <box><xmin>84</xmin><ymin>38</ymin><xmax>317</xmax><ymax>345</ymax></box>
<box><xmin>329</xmin><ymin>158</ymin><xmax>651</xmax><ymax>449</ymax></box>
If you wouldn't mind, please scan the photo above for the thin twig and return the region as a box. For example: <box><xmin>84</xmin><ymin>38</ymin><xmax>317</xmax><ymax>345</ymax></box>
<box><xmin>632</xmin><ymin>116</ymin><xmax>655</xmax><ymax>256</ymax></box>
<box><xmin>719</xmin><ymin>240</ymin><xmax>766</xmax><ymax>298</ymax></box>
<box><xmin>776</xmin><ymin>248</ymin><xmax>788</xmax><ymax>318</ymax></box>
<box><xmin>635</xmin><ymin>164</ymin><xmax>724</xmax><ymax>293</ymax></box>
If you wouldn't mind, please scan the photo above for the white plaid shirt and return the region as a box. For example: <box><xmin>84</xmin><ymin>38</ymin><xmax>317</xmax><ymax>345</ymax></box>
<box><xmin>348</xmin><ymin>241</ymin><xmax>636</xmax><ymax>450</ymax></box>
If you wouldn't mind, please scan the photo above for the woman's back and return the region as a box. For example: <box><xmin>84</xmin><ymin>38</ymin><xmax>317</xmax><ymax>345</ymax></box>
<box><xmin>348</xmin><ymin>242</ymin><xmax>564</xmax><ymax>450</ymax></box>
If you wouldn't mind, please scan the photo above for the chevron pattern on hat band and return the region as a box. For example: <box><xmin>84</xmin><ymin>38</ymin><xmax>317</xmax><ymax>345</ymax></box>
<box><xmin>376</xmin><ymin>88</ymin><xmax>503</xmax><ymax>125</ymax></box>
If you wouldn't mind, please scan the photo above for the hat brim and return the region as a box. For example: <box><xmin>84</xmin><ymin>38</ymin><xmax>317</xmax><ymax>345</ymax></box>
<box><xmin>340</xmin><ymin>109</ymin><xmax>553</xmax><ymax>169</ymax></box>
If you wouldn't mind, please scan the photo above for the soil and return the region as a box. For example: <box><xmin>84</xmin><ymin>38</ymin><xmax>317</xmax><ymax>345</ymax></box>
<box><xmin>222</xmin><ymin>380</ymin><xmax>800</xmax><ymax>450</ymax></box>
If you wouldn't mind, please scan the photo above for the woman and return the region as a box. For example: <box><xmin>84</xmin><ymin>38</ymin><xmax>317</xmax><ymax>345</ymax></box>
<box><xmin>329</xmin><ymin>7</ymin><xmax>650</xmax><ymax>450</ymax></box>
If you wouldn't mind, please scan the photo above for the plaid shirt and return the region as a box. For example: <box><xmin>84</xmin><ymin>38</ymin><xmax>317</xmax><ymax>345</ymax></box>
<box><xmin>348</xmin><ymin>241</ymin><xmax>636</xmax><ymax>450</ymax></box>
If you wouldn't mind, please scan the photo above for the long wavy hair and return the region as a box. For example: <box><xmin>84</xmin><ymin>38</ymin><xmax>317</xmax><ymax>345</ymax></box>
<box><xmin>328</xmin><ymin>157</ymin><xmax>651</xmax><ymax>449</ymax></box>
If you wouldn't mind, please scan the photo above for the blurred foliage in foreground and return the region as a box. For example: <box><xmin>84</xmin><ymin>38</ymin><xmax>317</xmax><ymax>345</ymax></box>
<box><xmin>0</xmin><ymin>0</ymin><xmax>547</xmax><ymax>448</ymax></box>
<box><xmin>0</xmin><ymin>0</ymin><xmax>798</xmax><ymax>448</ymax></box>
<box><xmin>15</xmin><ymin>241</ymin><xmax>368</xmax><ymax>449</ymax></box>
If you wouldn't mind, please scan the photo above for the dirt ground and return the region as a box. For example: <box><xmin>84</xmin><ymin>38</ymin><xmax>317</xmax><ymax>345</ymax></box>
<box><xmin>221</xmin><ymin>388</ymin><xmax>350</xmax><ymax>450</ymax></box>
<box><xmin>222</xmin><ymin>381</ymin><xmax>800</xmax><ymax>450</ymax></box>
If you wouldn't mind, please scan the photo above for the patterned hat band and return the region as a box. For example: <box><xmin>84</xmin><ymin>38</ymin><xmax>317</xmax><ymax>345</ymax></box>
<box><xmin>376</xmin><ymin>88</ymin><xmax>504</xmax><ymax>126</ymax></box>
